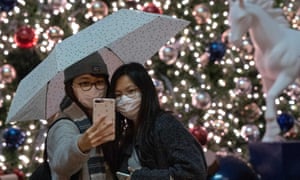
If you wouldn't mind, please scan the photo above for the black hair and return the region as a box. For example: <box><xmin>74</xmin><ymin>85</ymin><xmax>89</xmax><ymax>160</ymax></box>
<box><xmin>110</xmin><ymin>62</ymin><xmax>163</xmax><ymax>165</ymax></box>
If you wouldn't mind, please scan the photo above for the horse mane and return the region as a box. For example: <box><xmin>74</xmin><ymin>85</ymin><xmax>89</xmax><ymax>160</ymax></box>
<box><xmin>248</xmin><ymin>0</ymin><xmax>290</xmax><ymax>27</ymax></box>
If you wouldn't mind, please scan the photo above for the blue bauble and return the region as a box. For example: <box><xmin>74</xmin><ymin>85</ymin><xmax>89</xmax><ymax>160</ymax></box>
<box><xmin>208</xmin><ymin>41</ymin><xmax>226</xmax><ymax>62</ymax></box>
<box><xmin>0</xmin><ymin>0</ymin><xmax>17</xmax><ymax>12</ymax></box>
<box><xmin>3</xmin><ymin>127</ymin><xmax>26</xmax><ymax>149</ymax></box>
<box><xmin>209</xmin><ymin>155</ymin><xmax>259</xmax><ymax>180</ymax></box>
<box><xmin>277</xmin><ymin>113</ymin><xmax>295</xmax><ymax>133</ymax></box>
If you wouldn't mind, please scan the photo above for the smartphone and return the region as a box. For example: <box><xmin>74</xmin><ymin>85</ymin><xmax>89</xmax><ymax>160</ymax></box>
<box><xmin>93</xmin><ymin>98</ymin><xmax>116</xmax><ymax>141</ymax></box>
<box><xmin>116</xmin><ymin>171</ymin><xmax>130</xmax><ymax>180</ymax></box>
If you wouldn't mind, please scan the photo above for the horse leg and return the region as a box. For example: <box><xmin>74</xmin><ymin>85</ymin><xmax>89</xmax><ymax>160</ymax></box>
<box><xmin>260</xmin><ymin>75</ymin><xmax>274</xmax><ymax>93</ymax></box>
<box><xmin>262</xmin><ymin>72</ymin><xmax>295</xmax><ymax>142</ymax></box>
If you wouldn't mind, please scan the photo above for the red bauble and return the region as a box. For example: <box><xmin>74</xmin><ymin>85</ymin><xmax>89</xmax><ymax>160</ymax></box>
<box><xmin>12</xmin><ymin>169</ymin><xmax>25</xmax><ymax>180</ymax></box>
<box><xmin>142</xmin><ymin>3</ymin><xmax>163</xmax><ymax>14</ymax></box>
<box><xmin>189</xmin><ymin>126</ymin><xmax>208</xmax><ymax>145</ymax></box>
<box><xmin>14</xmin><ymin>26</ymin><xmax>38</xmax><ymax>49</ymax></box>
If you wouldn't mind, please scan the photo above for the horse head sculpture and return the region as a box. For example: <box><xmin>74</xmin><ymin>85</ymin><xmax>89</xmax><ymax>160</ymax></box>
<box><xmin>228</xmin><ymin>0</ymin><xmax>300</xmax><ymax>142</ymax></box>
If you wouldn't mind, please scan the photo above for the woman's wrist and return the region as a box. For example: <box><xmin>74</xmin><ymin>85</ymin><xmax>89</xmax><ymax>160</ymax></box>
<box><xmin>78</xmin><ymin>134</ymin><xmax>90</xmax><ymax>153</ymax></box>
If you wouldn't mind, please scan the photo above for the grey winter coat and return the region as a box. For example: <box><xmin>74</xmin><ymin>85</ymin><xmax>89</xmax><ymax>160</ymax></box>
<box><xmin>47</xmin><ymin>103</ymin><xmax>113</xmax><ymax>180</ymax></box>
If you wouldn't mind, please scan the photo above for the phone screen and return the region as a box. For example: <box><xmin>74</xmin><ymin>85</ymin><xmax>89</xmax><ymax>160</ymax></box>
<box><xmin>93</xmin><ymin>98</ymin><xmax>116</xmax><ymax>141</ymax></box>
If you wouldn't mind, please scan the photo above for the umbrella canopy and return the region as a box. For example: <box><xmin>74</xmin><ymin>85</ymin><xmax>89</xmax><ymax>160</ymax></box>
<box><xmin>6</xmin><ymin>9</ymin><xmax>189</xmax><ymax>123</ymax></box>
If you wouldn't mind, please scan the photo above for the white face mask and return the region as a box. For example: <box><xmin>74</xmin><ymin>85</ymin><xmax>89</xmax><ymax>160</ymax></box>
<box><xmin>74</xmin><ymin>87</ymin><xmax>106</xmax><ymax>109</ymax></box>
<box><xmin>117</xmin><ymin>92</ymin><xmax>141</xmax><ymax>121</ymax></box>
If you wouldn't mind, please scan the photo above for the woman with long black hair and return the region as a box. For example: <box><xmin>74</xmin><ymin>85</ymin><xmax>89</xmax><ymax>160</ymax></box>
<box><xmin>110</xmin><ymin>62</ymin><xmax>207</xmax><ymax>180</ymax></box>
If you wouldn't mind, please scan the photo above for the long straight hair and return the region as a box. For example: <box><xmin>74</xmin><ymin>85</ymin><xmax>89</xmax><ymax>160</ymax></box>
<box><xmin>110</xmin><ymin>62</ymin><xmax>163</xmax><ymax>163</ymax></box>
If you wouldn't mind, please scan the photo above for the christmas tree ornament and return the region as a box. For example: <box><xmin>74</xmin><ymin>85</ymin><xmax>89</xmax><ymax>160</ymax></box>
<box><xmin>242</xmin><ymin>40</ymin><xmax>254</xmax><ymax>54</ymax></box>
<box><xmin>158</xmin><ymin>44</ymin><xmax>178</xmax><ymax>65</ymax></box>
<box><xmin>192</xmin><ymin>4</ymin><xmax>211</xmax><ymax>24</ymax></box>
<box><xmin>3</xmin><ymin>127</ymin><xmax>26</xmax><ymax>149</ymax></box>
<box><xmin>12</xmin><ymin>169</ymin><xmax>25</xmax><ymax>180</ymax></box>
<box><xmin>240</xmin><ymin>124</ymin><xmax>260</xmax><ymax>142</ymax></box>
<box><xmin>14</xmin><ymin>26</ymin><xmax>38</xmax><ymax>49</ymax></box>
<box><xmin>191</xmin><ymin>90</ymin><xmax>211</xmax><ymax>110</ymax></box>
<box><xmin>189</xmin><ymin>125</ymin><xmax>208</xmax><ymax>145</ymax></box>
<box><xmin>209</xmin><ymin>155</ymin><xmax>259</xmax><ymax>180</ymax></box>
<box><xmin>45</xmin><ymin>26</ymin><xmax>64</xmax><ymax>42</ymax></box>
<box><xmin>0</xmin><ymin>0</ymin><xmax>17</xmax><ymax>12</ymax></box>
<box><xmin>87</xmin><ymin>0</ymin><xmax>109</xmax><ymax>20</ymax></box>
<box><xmin>277</xmin><ymin>113</ymin><xmax>295</xmax><ymax>133</ymax></box>
<box><xmin>0</xmin><ymin>64</ymin><xmax>17</xmax><ymax>83</ymax></box>
<box><xmin>142</xmin><ymin>3</ymin><xmax>162</xmax><ymax>14</ymax></box>
<box><xmin>47</xmin><ymin>0</ymin><xmax>67</xmax><ymax>11</ymax></box>
<box><xmin>208</xmin><ymin>41</ymin><xmax>226</xmax><ymax>62</ymax></box>
<box><xmin>234</xmin><ymin>77</ymin><xmax>252</xmax><ymax>95</ymax></box>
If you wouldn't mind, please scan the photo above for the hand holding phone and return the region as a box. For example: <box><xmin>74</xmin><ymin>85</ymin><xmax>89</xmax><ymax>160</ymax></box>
<box><xmin>93</xmin><ymin>98</ymin><xmax>116</xmax><ymax>141</ymax></box>
<box><xmin>116</xmin><ymin>171</ymin><xmax>130</xmax><ymax>180</ymax></box>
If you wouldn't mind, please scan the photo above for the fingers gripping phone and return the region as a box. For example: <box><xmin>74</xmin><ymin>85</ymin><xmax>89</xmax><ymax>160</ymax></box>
<box><xmin>116</xmin><ymin>171</ymin><xmax>130</xmax><ymax>180</ymax></box>
<box><xmin>93</xmin><ymin>98</ymin><xmax>116</xmax><ymax>141</ymax></box>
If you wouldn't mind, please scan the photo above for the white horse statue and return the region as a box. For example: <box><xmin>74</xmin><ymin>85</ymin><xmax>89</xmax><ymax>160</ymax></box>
<box><xmin>228</xmin><ymin>0</ymin><xmax>300</xmax><ymax>142</ymax></box>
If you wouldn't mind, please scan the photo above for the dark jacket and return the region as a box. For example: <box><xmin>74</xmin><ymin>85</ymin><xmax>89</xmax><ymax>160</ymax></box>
<box><xmin>120</xmin><ymin>113</ymin><xmax>208</xmax><ymax>180</ymax></box>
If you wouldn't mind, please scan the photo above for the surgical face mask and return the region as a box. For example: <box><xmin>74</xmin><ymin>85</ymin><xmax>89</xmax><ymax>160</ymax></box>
<box><xmin>73</xmin><ymin>86</ymin><xmax>106</xmax><ymax>109</ymax></box>
<box><xmin>116</xmin><ymin>92</ymin><xmax>141</xmax><ymax>121</ymax></box>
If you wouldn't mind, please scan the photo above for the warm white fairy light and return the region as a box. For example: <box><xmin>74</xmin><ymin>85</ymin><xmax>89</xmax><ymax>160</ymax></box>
<box><xmin>69</xmin><ymin>19</ymin><xmax>80</xmax><ymax>34</ymax></box>
<box><xmin>289</xmin><ymin>100</ymin><xmax>296</xmax><ymax>105</ymax></box>
<box><xmin>275</xmin><ymin>98</ymin><xmax>280</xmax><ymax>105</ymax></box>
<box><xmin>183</xmin><ymin>64</ymin><xmax>189</xmax><ymax>71</ymax></box>
<box><xmin>189</xmin><ymin>44</ymin><xmax>195</xmax><ymax>51</ymax></box>
<box><xmin>180</xmin><ymin>50</ymin><xmax>186</xmax><ymax>57</ymax></box>
<box><xmin>19</xmin><ymin>155</ymin><xmax>30</xmax><ymax>165</ymax></box>
<box><xmin>23</xmin><ymin>145</ymin><xmax>30</xmax><ymax>151</ymax></box>
<box><xmin>180</xmin><ymin>80</ymin><xmax>187</xmax><ymax>86</ymax></box>
<box><xmin>161</xmin><ymin>95</ymin><xmax>168</xmax><ymax>103</ymax></box>
<box><xmin>2</xmin><ymin>35</ymin><xmax>8</xmax><ymax>41</ymax></box>
<box><xmin>0</xmin><ymin>82</ymin><xmax>5</xmax><ymax>89</ymax></box>
<box><xmin>175</xmin><ymin>61</ymin><xmax>183</xmax><ymax>69</ymax></box>
<box><xmin>225</xmin><ymin>102</ymin><xmax>233</xmax><ymax>109</ymax></box>
<box><xmin>247</xmin><ymin>94</ymin><xmax>253</xmax><ymax>99</ymax></box>
<box><xmin>212</xmin><ymin>22</ymin><xmax>218</xmax><ymax>29</ymax></box>
<box><xmin>214</xmin><ymin>135</ymin><xmax>221</xmax><ymax>144</ymax></box>
<box><xmin>236</xmin><ymin>68</ymin><xmax>243</xmax><ymax>74</ymax></box>
<box><xmin>291</xmin><ymin>104</ymin><xmax>297</xmax><ymax>111</ymax></box>
<box><xmin>189</xmin><ymin>69</ymin><xmax>195</xmax><ymax>75</ymax></box>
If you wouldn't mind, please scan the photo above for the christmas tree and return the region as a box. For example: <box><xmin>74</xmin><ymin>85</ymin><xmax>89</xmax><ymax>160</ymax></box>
<box><xmin>0</xmin><ymin>0</ymin><xmax>299</xmax><ymax>178</ymax></box>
